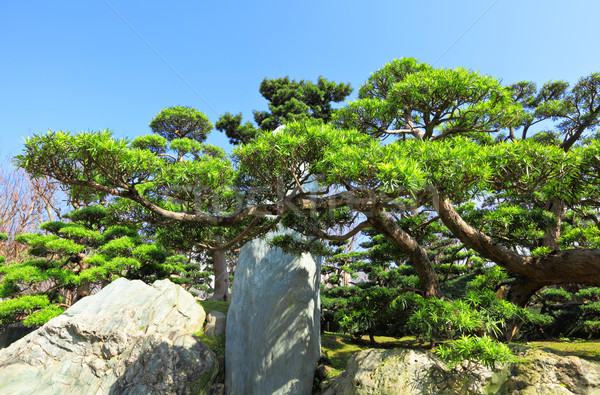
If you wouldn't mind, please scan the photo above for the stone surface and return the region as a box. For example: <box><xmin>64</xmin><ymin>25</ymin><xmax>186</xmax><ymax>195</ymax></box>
<box><xmin>226</xmin><ymin>236</ymin><xmax>321</xmax><ymax>395</ymax></box>
<box><xmin>507</xmin><ymin>348</ymin><xmax>600</xmax><ymax>394</ymax></box>
<box><xmin>0</xmin><ymin>278</ymin><xmax>218</xmax><ymax>394</ymax></box>
<box><xmin>205</xmin><ymin>311</ymin><xmax>227</xmax><ymax>337</ymax></box>
<box><xmin>319</xmin><ymin>347</ymin><xmax>600</xmax><ymax>395</ymax></box>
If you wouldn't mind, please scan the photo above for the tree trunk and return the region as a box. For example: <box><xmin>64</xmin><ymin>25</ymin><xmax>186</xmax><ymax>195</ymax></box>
<box><xmin>371</xmin><ymin>208</ymin><xmax>441</xmax><ymax>298</ymax></box>
<box><xmin>212</xmin><ymin>249</ymin><xmax>230</xmax><ymax>301</ymax></box>
<box><xmin>433</xmin><ymin>191</ymin><xmax>600</xmax><ymax>297</ymax></box>
<box><xmin>541</xmin><ymin>198</ymin><xmax>565</xmax><ymax>251</ymax></box>
<box><xmin>503</xmin><ymin>276</ymin><xmax>545</xmax><ymax>341</ymax></box>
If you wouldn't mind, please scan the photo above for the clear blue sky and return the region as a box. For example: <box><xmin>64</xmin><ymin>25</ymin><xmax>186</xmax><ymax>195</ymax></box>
<box><xmin>1</xmin><ymin>0</ymin><xmax>598</xmax><ymax>157</ymax></box>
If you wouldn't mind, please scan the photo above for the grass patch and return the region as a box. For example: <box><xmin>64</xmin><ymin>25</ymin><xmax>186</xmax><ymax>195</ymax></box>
<box><xmin>198</xmin><ymin>299</ymin><xmax>230</xmax><ymax>315</ymax></box>
<box><xmin>195</xmin><ymin>300</ymin><xmax>229</xmax><ymax>357</ymax></box>
<box><xmin>514</xmin><ymin>339</ymin><xmax>600</xmax><ymax>362</ymax></box>
<box><xmin>195</xmin><ymin>329</ymin><xmax>226</xmax><ymax>357</ymax></box>
<box><xmin>321</xmin><ymin>332</ymin><xmax>422</xmax><ymax>375</ymax></box>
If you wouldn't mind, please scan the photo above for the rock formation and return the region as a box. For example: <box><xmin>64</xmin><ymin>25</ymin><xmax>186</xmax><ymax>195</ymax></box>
<box><xmin>0</xmin><ymin>278</ymin><xmax>218</xmax><ymax>394</ymax></box>
<box><xmin>319</xmin><ymin>347</ymin><xmax>600</xmax><ymax>394</ymax></box>
<box><xmin>226</xmin><ymin>236</ymin><xmax>321</xmax><ymax>395</ymax></box>
<box><xmin>205</xmin><ymin>311</ymin><xmax>227</xmax><ymax>337</ymax></box>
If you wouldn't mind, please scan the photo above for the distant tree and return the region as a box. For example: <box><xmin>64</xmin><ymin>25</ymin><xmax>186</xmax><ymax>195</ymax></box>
<box><xmin>149</xmin><ymin>106</ymin><xmax>213</xmax><ymax>143</ymax></box>
<box><xmin>215</xmin><ymin>76</ymin><xmax>352</xmax><ymax>144</ymax></box>
<box><xmin>0</xmin><ymin>158</ymin><xmax>64</xmax><ymax>261</ymax></box>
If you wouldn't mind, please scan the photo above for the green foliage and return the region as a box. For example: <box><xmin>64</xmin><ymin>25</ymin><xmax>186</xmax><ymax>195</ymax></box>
<box><xmin>216</xmin><ymin>76</ymin><xmax>352</xmax><ymax>144</ymax></box>
<box><xmin>130</xmin><ymin>134</ymin><xmax>168</xmax><ymax>153</ymax></box>
<box><xmin>255</xmin><ymin>76</ymin><xmax>352</xmax><ymax>130</ymax></box>
<box><xmin>149</xmin><ymin>106</ymin><xmax>213</xmax><ymax>142</ymax></box>
<box><xmin>0</xmin><ymin>295</ymin><xmax>50</xmax><ymax>326</ymax></box>
<box><xmin>215</xmin><ymin>112</ymin><xmax>260</xmax><ymax>145</ymax></box>
<box><xmin>408</xmin><ymin>297</ymin><xmax>488</xmax><ymax>345</ymax></box>
<box><xmin>467</xmin><ymin>266</ymin><xmax>508</xmax><ymax>293</ymax></box>
<box><xmin>22</xmin><ymin>305</ymin><xmax>64</xmax><ymax>326</ymax></box>
<box><xmin>436</xmin><ymin>335</ymin><xmax>515</xmax><ymax>369</ymax></box>
<box><xmin>100</xmin><ymin>236</ymin><xmax>136</xmax><ymax>256</ymax></box>
<box><xmin>0</xmin><ymin>204</ymin><xmax>198</xmax><ymax>328</ymax></box>
<box><xmin>540</xmin><ymin>287</ymin><xmax>572</xmax><ymax>303</ymax></box>
<box><xmin>576</xmin><ymin>287</ymin><xmax>600</xmax><ymax>302</ymax></box>
<box><xmin>335</xmin><ymin>58</ymin><xmax>522</xmax><ymax>140</ymax></box>
<box><xmin>14</xmin><ymin>58</ymin><xmax>600</xmax><ymax>350</ymax></box>
<box><xmin>322</xmin><ymin>285</ymin><xmax>414</xmax><ymax>339</ymax></box>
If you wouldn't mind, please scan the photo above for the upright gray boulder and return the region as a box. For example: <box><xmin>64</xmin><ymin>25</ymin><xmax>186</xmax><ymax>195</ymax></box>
<box><xmin>226</xmin><ymin>237</ymin><xmax>321</xmax><ymax>395</ymax></box>
<box><xmin>0</xmin><ymin>278</ymin><xmax>218</xmax><ymax>394</ymax></box>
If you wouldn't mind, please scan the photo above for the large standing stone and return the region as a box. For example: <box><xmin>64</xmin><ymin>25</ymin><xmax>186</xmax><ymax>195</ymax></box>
<box><xmin>226</xmin><ymin>237</ymin><xmax>321</xmax><ymax>395</ymax></box>
<box><xmin>0</xmin><ymin>278</ymin><xmax>218</xmax><ymax>394</ymax></box>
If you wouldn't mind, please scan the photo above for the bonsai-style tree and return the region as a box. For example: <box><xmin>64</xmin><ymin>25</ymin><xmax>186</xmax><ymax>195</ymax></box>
<box><xmin>0</xmin><ymin>205</ymin><xmax>194</xmax><ymax>329</ymax></box>
<box><xmin>15</xmin><ymin>59</ymin><xmax>600</xmax><ymax>314</ymax></box>
<box><xmin>215</xmin><ymin>76</ymin><xmax>352</xmax><ymax>144</ymax></box>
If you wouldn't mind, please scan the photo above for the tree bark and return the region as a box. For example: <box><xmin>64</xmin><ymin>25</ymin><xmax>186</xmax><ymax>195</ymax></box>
<box><xmin>371</xmin><ymin>207</ymin><xmax>441</xmax><ymax>298</ymax></box>
<box><xmin>541</xmin><ymin>198</ymin><xmax>565</xmax><ymax>251</ymax></box>
<box><xmin>212</xmin><ymin>250</ymin><xmax>230</xmax><ymax>301</ymax></box>
<box><xmin>505</xmin><ymin>275</ymin><xmax>545</xmax><ymax>307</ymax></box>
<box><xmin>503</xmin><ymin>275</ymin><xmax>545</xmax><ymax>341</ymax></box>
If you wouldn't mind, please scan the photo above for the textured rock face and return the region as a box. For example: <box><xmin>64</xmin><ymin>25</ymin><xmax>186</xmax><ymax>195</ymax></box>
<box><xmin>318</xmin><ymin>349</ymin><xmax>496</xmax><ymax>395</ymax></box>
<box><xmin>226</xmin><ymin>237</ymin><xmax>321</xmax><ymax>395</ymax></box>
<box><xmin>319</xmin><ymin>347</ymin><xmax>600</xmax><ymax>395</ymax></box>
<box><xmin>0</xmin><ymin>278</ymin><xmax>218</xmax><ymax>394</ymax></box>
<box><xmin>205</xmin><ymin>311</ymin><xmax>227</xmax><ymax>337</ymax></box>
<box><xmin>508</xmin><ymin>348</ymin><xmax>600</xmax><ymax>394</ymax></box>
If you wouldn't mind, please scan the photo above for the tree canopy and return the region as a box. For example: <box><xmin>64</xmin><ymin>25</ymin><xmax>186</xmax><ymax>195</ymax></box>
<box><xmin>15</xmin><ymin>58</ymin><xmax>600</xmax><ymax>313</ymax></box>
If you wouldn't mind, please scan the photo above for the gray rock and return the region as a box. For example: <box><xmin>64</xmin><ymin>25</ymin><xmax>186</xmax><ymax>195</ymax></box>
<box><xmin>226</xmin><ymin>237</ymin><xmax>321</xmax><ymax>395</ymax></box>
<box><xmin>507</xmin><ymin>348</ymin><xmax>600</xmax><ymax>394</ymax></box>
<box><xmin>319</xmin><ymin>347</ymin><xmax>600</xmax><ymax>395</ymax></box>
<box><xmin>0</xmin><ymin>278</ymin><xmax>218</xmax><ymax>394</ymax></box>
<box><xmin>205</xmin><ymin>311</ymin><xmax>227</xmax><ymax>337</ymax></box>
<box><xmin>319</xmin><ymin>349</ymin><xmax>481</xmax><ymax>395</ymax></box>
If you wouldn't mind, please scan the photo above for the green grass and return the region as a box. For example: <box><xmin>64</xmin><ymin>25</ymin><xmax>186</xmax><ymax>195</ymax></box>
<box><xmin>197</xmin><ymin>299</ymin><xmax>230</xmax><ymax>315</ymax></box>
<box><xmin>195</xmin><ymin>330</ymin><xmax>226</xmax><ymax>357</ymax></box>
<box><xmin>321</xmin><ymin>332</ymin><xmax>423</xmax><ymax>375</ymax></box>
<box><xmin>194</xmin><ymin>299</ymin><xmax>229</xmax><ymax>357</ymax></box>
<box><xmin>514</xmin><ymin>339</ymin><xmax>600</xmax><ymax>362</ymax></box>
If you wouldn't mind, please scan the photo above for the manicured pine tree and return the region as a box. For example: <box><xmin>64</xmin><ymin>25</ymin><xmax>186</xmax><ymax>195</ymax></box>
<box><xmin>0</xmin><ymin>205</ymin><xmax>194</xmax><ymax>329</ymax></box>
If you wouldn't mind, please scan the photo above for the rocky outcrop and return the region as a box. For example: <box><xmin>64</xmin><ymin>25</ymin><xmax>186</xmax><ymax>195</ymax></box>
<box><xmin>318</xmin><ymin>349</ymin><xmax>499</xmax><ymax>395</ymax></box>
<box><xmin>226</xmin><ymin>236</ymin><xmax>321</xmax><ymax>395</ymax></box>
<box><xmin>319</xmin><ymin>347</ymin><xmax>600</xmax><ymax>394</ymax></box>
<box><xmin>508</xmin><ymin>348</ymin><xmax>600</xmax><ymax>394</ymax></box>
<box><xmin>0</xmin><ymin>278</ymin><xmax>218</xmax><ymax>394</ymax></box>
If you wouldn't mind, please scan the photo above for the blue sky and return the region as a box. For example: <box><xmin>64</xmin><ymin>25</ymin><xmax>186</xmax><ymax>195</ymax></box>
<box><xmin>1</xmin><ymin>0</ymin><xmax>598</xmax><ymax>157</ymax></box>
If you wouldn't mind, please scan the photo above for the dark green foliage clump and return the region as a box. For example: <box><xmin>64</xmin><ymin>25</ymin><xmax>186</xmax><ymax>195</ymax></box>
<box><xmin>216</xmin><ymin>76</ymin><xmax>352</xmax><ymax>144</ymax></box>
